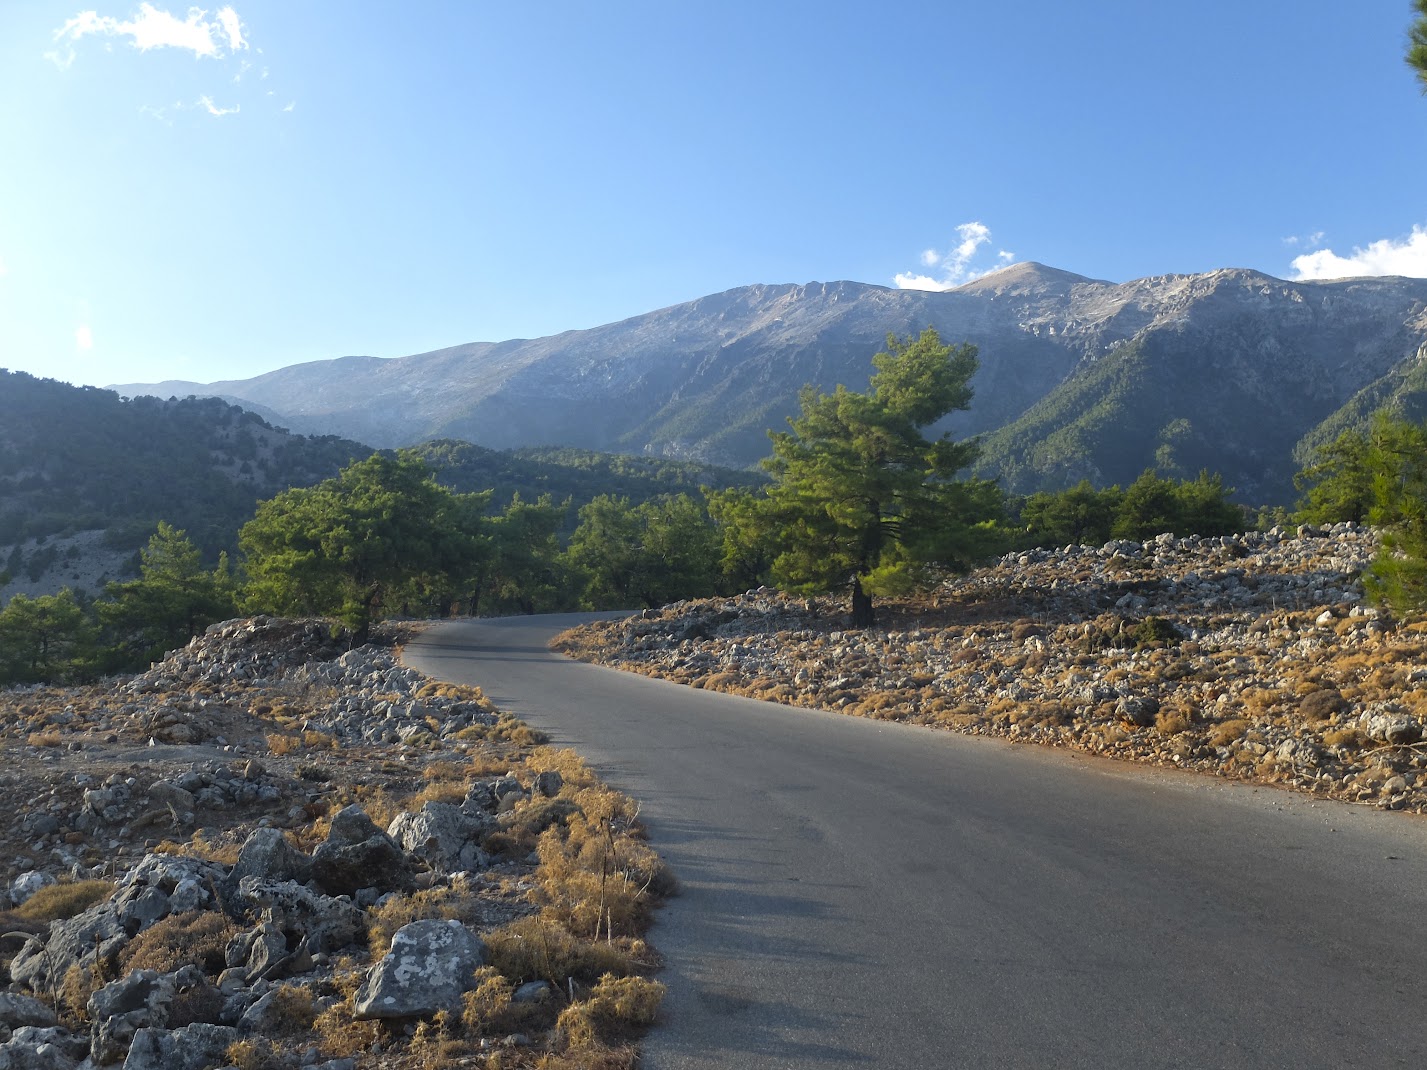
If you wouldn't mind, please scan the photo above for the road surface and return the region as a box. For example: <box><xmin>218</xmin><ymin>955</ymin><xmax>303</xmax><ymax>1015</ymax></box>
<box><xmin>404</xmin><ymin>614</ymin><xmax>1427</xmax><ymax>1069</ymax></box>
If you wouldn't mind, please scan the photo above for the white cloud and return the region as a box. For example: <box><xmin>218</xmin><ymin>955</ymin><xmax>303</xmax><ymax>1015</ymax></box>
<box><xmin>75</xmin><ymin>326</ymin><xmax>93</xmax><ymax>351</ymax></box>
<box><xmin>52</xmin><ymin>4</ymin><xmax>248</xmax><ymax>61</ymax></box>
<box><xmin>1289</xmin><ymin>225</ymin><xmax>1427</xmax><ymax>280</ymax></box>
<box><xmin>198</xmin><ymin>94</ymin><xmax>238</xmax><ymax>116</ymax></box>
<box><xmin>1283</xmin><ymin>231</ymin><xmax>1325</xmax><ymax>249</ymax></box>
<box><xmin>215</xmin><ymin>6</ymin><xmax>245</xmax><ymax>51</ymax></box>
<box><xmin>281</xmin><ymin>100</ymin><xmax>295</xmax><ymax>112</ymax></box>
<box><xmin>894</xmin><ymin>222</ymin><xmax>1017</xmax><ymax>291</ymax></box>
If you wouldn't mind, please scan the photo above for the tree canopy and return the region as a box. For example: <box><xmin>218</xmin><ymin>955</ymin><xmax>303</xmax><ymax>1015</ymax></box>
<box><xmin>733</xmin><ymin>327</ymin><xmax>998</xmax><ymax>626</ymax></box>
<box><xmin>239</xmin><ymin>454</ymin><xmax>490</xmax><ymax>641</ymax></box>
<box><xmin>98</xmin><ymin>522</ymin><xmax>238</xmax><ymax>668</ymax></box>
<box><xmin>1410</xmin><ymin>0</ymin><xmax>1427</xmax><ymax>91</ymax></box>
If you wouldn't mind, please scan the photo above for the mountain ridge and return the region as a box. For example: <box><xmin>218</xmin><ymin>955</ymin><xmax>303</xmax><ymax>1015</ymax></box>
<box><xmin>113</xmin><ymin>263</ymin><xmax>1427</xmax><ymax>499</ymax></box>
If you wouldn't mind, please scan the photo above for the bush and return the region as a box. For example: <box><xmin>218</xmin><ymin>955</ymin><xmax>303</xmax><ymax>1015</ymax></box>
<box><xmin>119</xmin><ymin>911</ymin><xmax>238</xmax><ymax>974</ymax></box>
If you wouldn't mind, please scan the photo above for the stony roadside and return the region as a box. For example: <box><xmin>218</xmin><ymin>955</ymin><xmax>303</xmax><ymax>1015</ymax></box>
<box><xmin>555</xmin><ymin>523</ymin><xmax>1427</xmax><ymax>815</ymax></box>
<box><xmin>0</xmin><ymin>617</ymin><xmax>670</xmax><ymax>1070</ymax></box>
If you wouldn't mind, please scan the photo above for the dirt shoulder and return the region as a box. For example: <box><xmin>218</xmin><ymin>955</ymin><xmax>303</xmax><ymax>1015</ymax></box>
<box><xmin>0</xmin><ymin>616</ymin><xmax>669</xmax><ymax>1070</ymax></box>
<box><xmin>554</xmin><ymin>523</ymin><xmax>1427</xmax><ymax>815</ymax></box>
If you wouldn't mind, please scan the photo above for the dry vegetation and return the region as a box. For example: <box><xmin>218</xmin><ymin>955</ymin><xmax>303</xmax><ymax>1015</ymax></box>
<box><xmin>0</xmin><ymin>618</ymin><xmax>670</xmax><ymax>1070</ymax></box>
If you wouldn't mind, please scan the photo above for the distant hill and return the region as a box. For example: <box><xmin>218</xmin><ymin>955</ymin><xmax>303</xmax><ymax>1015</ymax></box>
<box><xmin>0</xmin><ymin>370</ymin><xmax>371</xmax><ymax>554</ymax></box>
<box><xmin>411</xmin><ymin>440</ymin><xmax>765</xmax><ymax>527</ymax></box>
<box><xmin>114</xmin><ymin>263</ymin><xmax>1427</xmax><ymax>503</ymax></box>
<box><xmin>0</xmin><ymin>372</ymin><xmax>764</xmax><ymax>601</ymax></box>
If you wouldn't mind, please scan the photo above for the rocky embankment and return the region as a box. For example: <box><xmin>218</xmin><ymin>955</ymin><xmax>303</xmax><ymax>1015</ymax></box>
<box><xmin>557</xmin><ymin>524</ymin><xmax>1427</xmax><ymax>813</ymax></box>
<box><xmin>0</xmin><ymin>618</ymin><xmax>668</xmax><ymax>1070</ymax></box>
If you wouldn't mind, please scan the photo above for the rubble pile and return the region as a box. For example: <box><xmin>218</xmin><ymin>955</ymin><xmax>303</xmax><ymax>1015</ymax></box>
<box><xmin>0</xmin><ymin>618</ymin><xmax>666</xmax><ymax>1069</ymax></box>
<box><xmin>559</xmin><ymin>523</ymin><xmax>1427</xmax><ymax>812</ymax></box>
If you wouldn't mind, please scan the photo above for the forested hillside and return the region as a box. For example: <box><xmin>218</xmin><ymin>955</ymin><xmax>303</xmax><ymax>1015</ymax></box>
<box><xmin>413</xmin><ymin>439</ymin><xmax>765</xmax><ymax>523</ymax></box>
<box><xmin>0</xmin><ymin>372</ymin><xmax>766</xmax><ymax>601</ymax></box>
<box><xmin>0</xmin><ymin>370</ymin><xmax>369</xmax><ymax>558</ymax></box>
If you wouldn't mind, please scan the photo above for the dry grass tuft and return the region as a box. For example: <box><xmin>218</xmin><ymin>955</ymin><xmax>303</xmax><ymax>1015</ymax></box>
<box><xmin>485</xmin><ymin>914</ymin><xmax>646</xmax><ymax>986</ymax></box>
<box><xmin>556</xmin><ymin>974</ymin><xmax>666</xmax><ymax>1051</ymax></box>
<box><xmin>366</xmin><ymin>887</ymin><xmax>478</xmax><ymax>959</ymax></box>
<box><xmin>119</xmin><ymin>911</ymin><xmax>238</xmax><ymax>975</ymax></box>
<box><xmin>1207</xmin><ymin>718</ymin><xmax>1251</xmax><ymax>748</ymax></box>
<box><xmin>15</xmin><ymin>879</ymin><xmax>114</xmax><ymax>922</ymax></box>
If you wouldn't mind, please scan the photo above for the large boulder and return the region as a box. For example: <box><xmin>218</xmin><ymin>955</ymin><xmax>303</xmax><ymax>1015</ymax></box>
<box><xmin>352</xmin><ymin>920</ymin><xmax>487</xmax><ymax>1020</ymax></box>
<box><xmin>230</xmin><ymin>878</ymin><xmax>364</xmax><ymax>956</ymax></box>
<box><xmin>10</xmin><ymin>906</ymin><xmax>127</xmax><ymax>995</ymax></box>
<box><xmin>1363</xmin><ymin>710</ymin><xmax>1423</xmax><ymax>746</ymax></box>
<box><xmin>0</xmin><ymin>995</ymin><xmax>57</xmax><ymax>1032</ymax></box>
<box><xmin>120</xmin><ymin>1023</ymin><xmax>239</xmax><ymax>1070</ymax></box>
<box><xmin>0</xmin><ymin>1026</ymin><xmax>88</xmax><ymax>1070</ymax></box>
<box><xmin>87</xmin><ymin>970</ymin><xmax>177</xmax><ymax>1065</ymax></box>
<box><xmin>228</xmin><ymin>827</ymin><xmax>312</xmax><ymax>887</ymax></box>
<box><xmin>310</xmin><ymin>807</ymin><xmax>413</xmax><ymax>898</ymax></box>
<box><xmin>387</xmin><ymin>802</ymin><xmax>490</xmax><ymax>874</ymax></box>
<box><xmin>311</xmin><ymin>837</ymin><xmax>413</xmax><ymax>899</ymax></box>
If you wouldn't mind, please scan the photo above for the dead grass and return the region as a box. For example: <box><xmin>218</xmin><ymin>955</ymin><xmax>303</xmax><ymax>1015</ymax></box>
<box><xmin>119</xmin><ymin>911</ymin><xmax>239</xmax><ymax>975</ymax></box>
<box><xmin>14</xmin><ymin>879</ymin><xmax>114</xmax><ymax>922</ymax></box>
<box><xmin>556</xmin><ymin>974</ymin><xmax>667</xmax><ymax>1051</ymax></box>
<box><xmin>485</xmin><ymin>914</ymin><xmax>647</xmax><ymax>986</ymax></box>
<box><xmin>1207</xmin><ymin>719</ymin><xmax>1252</xmax><ymax>748</ymax></box>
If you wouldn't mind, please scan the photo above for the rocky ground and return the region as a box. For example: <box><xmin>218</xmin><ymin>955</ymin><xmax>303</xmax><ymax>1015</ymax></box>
<box><xmin>556</xmin><ymin>523</ymin><xmax>1427</xmax><ymax>815</ymax></box>
<box><xmin>0</xmin><ymin>617</ymin><xmax>670</xmax><ymax>1070</ymax></box>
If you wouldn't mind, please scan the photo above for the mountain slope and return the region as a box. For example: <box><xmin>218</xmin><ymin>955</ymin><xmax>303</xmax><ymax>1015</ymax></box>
<box><xmin>0</xmin><ymin>373</ymin><xmax>769</xmax><ymax>601</ymax></box>
<box><xmin>1294</xmin><ymin>342</ymin><xmax>1427</xmax><ymax>463</ymax></box>
<box><xmin>115</xmin><ymin>264</ymin><xmax>1427</xmax><ymax>497</ymax></box>
<box><xmin>0</xmin><ymin>371</ymin><xmax>371</xmax><ymax>556</ymax></box>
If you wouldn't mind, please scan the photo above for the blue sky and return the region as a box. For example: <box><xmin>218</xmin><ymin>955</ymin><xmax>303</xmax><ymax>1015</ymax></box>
<box><xmin>2</xmin><ymin>2</ymin><xmax>1425</xmax><ymax>390</ymax></box>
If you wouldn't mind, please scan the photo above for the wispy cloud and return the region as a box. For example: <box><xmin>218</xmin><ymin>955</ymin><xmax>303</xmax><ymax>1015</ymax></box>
<box><xmin>51</xmin><ymin>4</ymin><xmax>248</xmax><ymax>62</ymax></box>
<box><xmin>894</xmin><ymin>222</ymin><xmax>1016</xmax><ymax>290</ymax></box>
<box><xmin>1289</xmin><ymin>225</ymin><xmax>1427</xmax><ymax>280</ymax></box>
<box><xmin>1282</xmin><ymin>231</ymin><xmax>1325</xmax><ymax>249</ymax></box>
<box><xmin>198</xmin><ymin>94</ymin><xmax>238</xmax><ymax>116</ymax></box>
<box><xmin>49</xmin><ymin>6</ymin><xmax>279</xmax><ymax>119</ymax></box>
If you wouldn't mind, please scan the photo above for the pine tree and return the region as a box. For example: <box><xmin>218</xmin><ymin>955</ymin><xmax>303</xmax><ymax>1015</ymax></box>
<box><xmin>752</xmin><ymin>328</ymin><xmax>997</xmax><ymax>626</ymax></box>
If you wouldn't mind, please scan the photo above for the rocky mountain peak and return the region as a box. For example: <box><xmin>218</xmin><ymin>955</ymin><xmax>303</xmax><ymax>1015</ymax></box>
<box><xmin>954</xmin><ymin>261</ymin><xmax>1104</xmax><ymax>296</ymax></box>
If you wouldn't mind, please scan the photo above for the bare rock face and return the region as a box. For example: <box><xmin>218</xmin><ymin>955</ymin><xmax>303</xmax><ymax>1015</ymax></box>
<box><xmin>353</xmin><ymin>920</ymin><xmax>488</xmax><ymax>1020</ymax></box>
<box><xmin>387</xmin><ymin>801</ymin><xmax>491</xmax><ymax>874</ymax></box>
<box><xmin>228</xmin><ymin>826</ymin><xmax>312</xmax><ymax>887</ymax></box>
<box><xmin>310</xmin><ymin>805</ymin><xmax>414</xmax><ymax>898</ymax></box>
<box><xmin>120</xmin><ymin>1023</ymin><xmax>240</xmax><ymax>1070</ymax></box>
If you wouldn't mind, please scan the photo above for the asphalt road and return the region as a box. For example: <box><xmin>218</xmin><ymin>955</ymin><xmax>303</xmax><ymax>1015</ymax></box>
<box><xmin>404</xmin><ymin>614</ymin><xmax>1427</xmax><ymax>1069</ymax></box>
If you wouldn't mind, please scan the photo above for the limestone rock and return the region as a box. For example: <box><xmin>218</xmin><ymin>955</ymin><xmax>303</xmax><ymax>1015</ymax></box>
<box><xmin>387</xmin><ymin>802</ymin><xmax>490</xmax><ymax>874</ymax></box>
<box><xmin>120</xmin><ymin>1023</ymin><xmax>240</xmax><ymax>1070</ymax></box>
<box><xmin>352</xmin><ymin>920</ymin><xmax>488</xmax><ymax>1020</ymax></box>
<box><xmin>229</xmin><ymin>827</ymin><xmax>312</xmax><ymax>887</ymax></box>
<box><xmin>311</xmin><ymin>835</ymin><xmax>413</xmax><ymax>899</ymax></box>
<box><xmin>0</xmin><ymin>996</ymin><xmax>57</xmax><ymax>1032</ymax></box>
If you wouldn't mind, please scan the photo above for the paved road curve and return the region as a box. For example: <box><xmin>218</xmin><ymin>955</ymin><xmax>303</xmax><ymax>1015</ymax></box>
<box><xmin>405</xmin><ymin>615</ymin><xmax>1427</xmax><ymax>1069</ymax></box>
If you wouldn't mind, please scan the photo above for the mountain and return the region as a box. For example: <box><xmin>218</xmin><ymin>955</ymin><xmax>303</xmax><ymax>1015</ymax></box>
<box><xmin>973</xmin><ymin>269</ymin><xmax>1427</xmax><ymax>501</ymax></box>
<box><xmin>115</xmin><ymin>264</ymin><xmax>1427</xmax><ymax>501</ymax></box>
<box><xmin>0</xmin><ymin>371</ymin><xmax>371</xmax><ymax>553</ymax></box>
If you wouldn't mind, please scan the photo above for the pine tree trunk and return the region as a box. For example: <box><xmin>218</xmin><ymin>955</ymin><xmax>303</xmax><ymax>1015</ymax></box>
<box><xmin>850</xmin><ymin>577</ymin><xmax>875</xmax><ymax>628</ymax></box>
